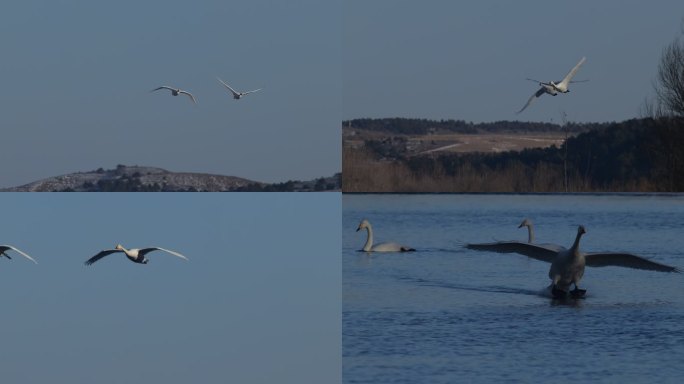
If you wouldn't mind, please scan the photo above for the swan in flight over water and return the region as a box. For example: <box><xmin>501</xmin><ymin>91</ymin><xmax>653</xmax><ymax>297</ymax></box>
<box><xmin>517</xmin><ymin>57</ymin><xmax>587</xmax><ymax>114</ymax></box>
<box><xmin>356</xmin><ymin>219</ymin><xmax>415</xmax><ymax>252</ymax></box>
<box><xmin>467</xmin><ymin>225</ymin><xmax>679</xmax><ymax>299</ymax></box>
<box><xmin>217</xmin><ymin>77</ymin><xmax>262</xmax><ymax>99</ymax></box>
<box><xmin>0</xmin><ymin>245</ymin><xmax>38</xmax><ymax>264</ymax></box>
<box><xmin>85</xmin><ymin>244</ymin><xmax>188</xmax><ymax>266</ymax></box>
<box><xmin>151</xmin><ymin>86</ymin><xmax>197</xmax><ymax>104</ymax></box>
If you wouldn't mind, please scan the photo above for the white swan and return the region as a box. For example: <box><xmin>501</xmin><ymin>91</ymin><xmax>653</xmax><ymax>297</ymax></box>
<box><xmin>517</xmin><ymin>57</ymin><xmax>587</xmax><ymax>114</ymax></box>
<box><xmin>467</xmin><ymin>225</ymin><xmax>679</xmax><ymax>298</ymax></box>
<box><xmin>85</xmin><ymin>244</ymin><xmax>188</xmax><ymax>266</ymax></box>
<box><xmin>0</xmin><ymin>245</ymin><xmax>38</xmax><ymax>264</ymax></box>
<box><xmin>151</xmin><ymin>86</ymin><xmax>197</xmax><ymax>104</ymax></box>
<box><xmin>217</xmin><ymin>77</ymin><xmax>262</xmax><ymax>99</ymax></box>
<box><xmin>356</xmin><ymin>219</ymin><xmax>415</xmax><ymax>252</ymax></box>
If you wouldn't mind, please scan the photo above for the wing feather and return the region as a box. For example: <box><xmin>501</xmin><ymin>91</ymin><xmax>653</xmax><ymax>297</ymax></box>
<box><xmin>466</xmin><ymin>241</ymin><xmax>559</xmax><ymax>263</ymax></box>
<box><xmin>584</xmin><ymin>252</ymin><xmax>680</xmax><ymax>272</ymax></box>
<box><xmin>84</xmin><ymin>249</ymin><xmax>121</xmax><ymax>266</ymax></box>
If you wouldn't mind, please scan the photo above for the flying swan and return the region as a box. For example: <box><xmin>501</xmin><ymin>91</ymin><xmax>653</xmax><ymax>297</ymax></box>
<box><xmin>217</xmin><ymin>77</ymin><xmax>262</xmax><ymax>99</ymax></box>
<box><xmin>0</xmin><ymin>245</ymin><xmax>38</xmax><ymax>264</ymax></box>
<box><xmin>467</xmin><ymin>225</ymin><xmax>679</xmax><ymax>298</ymax></box>
<box><xmin>356</xmin><ymin>219</ymin><xmax>415</xmax><ymax>252</ymax></box>
<box><xmin>85</xmin><ymin>244</ymin><xmax>188</xmax><ymax>266</ymax></box>
<box><xmin>151</xmin><ymin>86</ymin><xmax>197</xmax><ymax>104</ymax></box>
<box><xmin>517</xmin><ymin>57</ymin><xmax>587</xmax><ymax>114</ymax></box>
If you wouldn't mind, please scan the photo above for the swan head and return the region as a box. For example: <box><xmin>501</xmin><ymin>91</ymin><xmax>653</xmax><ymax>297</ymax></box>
<box><xmin>518</xmin><ymin>218</ymin><xmax>532</xmax><ymax>228</ymax></box>
<box><xmin>356</xmin><ymin>219</ymin><xmax>370</xmax><ymax>232</ymax></box>
<box><xmin>115</xmin><ymin>244</ymin><xmax>124</xmax><ymax>250</ymax></box>
<box><xmin>577</xmin><ymin>225</ymin><xmax>586</xmax><ymax>235</ymax></box>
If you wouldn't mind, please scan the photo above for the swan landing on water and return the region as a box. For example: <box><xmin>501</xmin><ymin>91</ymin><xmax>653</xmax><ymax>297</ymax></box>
<box><xmin>356</xmin><ymin>219</ymin><xmax>415</xmax><ymax>253</ymax></box>
<box><xmin>517</xmin><ymin>57</ymin><xmax>587</xmax><ymax>114</ymax></box>
<box><xmin>467</xmin><ymin>225</ymin><xmax>679</xmax><ymax>299</ymax></box>
<box><xmin>85</xmin><ymin>244</ymin><xmax>188</xmax><ymax>266</ymax></box>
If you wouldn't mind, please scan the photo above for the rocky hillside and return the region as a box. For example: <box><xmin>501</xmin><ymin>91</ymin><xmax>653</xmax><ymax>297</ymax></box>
<box><xmin>1</xmin><ymin>165</ymin><xmax>341</xmax><ymax>192</ymax></box>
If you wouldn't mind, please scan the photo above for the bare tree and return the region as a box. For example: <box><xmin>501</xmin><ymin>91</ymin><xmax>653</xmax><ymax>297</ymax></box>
<box><xmin>649</xmin><ymin>23</ymin><xmax>684</xmax><ymax>117</ymax></box>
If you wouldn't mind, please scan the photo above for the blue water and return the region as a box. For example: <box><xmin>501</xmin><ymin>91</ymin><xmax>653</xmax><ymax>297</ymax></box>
<box><xmin>343</xmin><ymin>194</ymin><xmax>684</xmax><ymax>383</ymax></box>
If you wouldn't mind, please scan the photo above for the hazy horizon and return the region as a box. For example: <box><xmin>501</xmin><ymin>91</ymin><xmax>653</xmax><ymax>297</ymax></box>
<box><xmin>0</xmin><ymin>0</ymin><xmax>341</xmax><ymax>188</ymax></box>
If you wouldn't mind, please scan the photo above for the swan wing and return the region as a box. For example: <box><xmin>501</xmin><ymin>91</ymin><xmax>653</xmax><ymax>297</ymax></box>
<box><xmin>179</xmin><ymin>90</ymin><xmax>197</xmax><ymax>104</ymax></box>
<box><xmin>559</xmin><ymin>57</ymin><xmax>586</xmax><ymax>87</ymax></box>
<box><xmin>84</xmin><ymin>249</ymin><xmax>122</xmax><ymax>266</ymax></box>
<box><xmin>139</xmin><ymin>247</ymin><xmax>188</xmax><ymax>260</ymax></box>
<box><xmin>216</xmin><ymin>77</ymin><xmax>240</xmax><ymax>97</ymax></box>
<box><xmin>242</xmin><ymin>88</ymin><xmax>262</xmax><ymax>95</ymax></box>
<box><xmin>517</xmin><ymin>87</ymin><xmax>546</xmax><ymax>114</ymax></box>
<box><xmin>466</xmin><ymin>241</ymin><xmax>558</xmax><ymax>263</ymax></box>
<box><xmin>584</xmin><ymin>252</ymin><xmax>680</xmax><ymax>272</ymax></box>
<box><xmin>0</xmin><ymin>245</ymin><xmax>38</xmax><ymax>264</ymax></box>
<box><xmin>151</xmin><ymin>86</ymin><xmax>174</xmax><ymax>93</ymax></box>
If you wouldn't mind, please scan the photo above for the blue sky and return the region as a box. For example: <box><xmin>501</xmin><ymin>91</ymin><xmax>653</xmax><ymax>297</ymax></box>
<box><xmin>0</xmin><ymin>0</ymin><xmax>341</xmax><ymax>188</ymax></box>
<box><xmin>344</xmin><ymin>0</ymin><xmax>684</xmax><ymax>124</ymax></box>
<box><xmin>0</xmin><ymin>193</ymin><xmax>340</xmax><ymax>383</ymax></box>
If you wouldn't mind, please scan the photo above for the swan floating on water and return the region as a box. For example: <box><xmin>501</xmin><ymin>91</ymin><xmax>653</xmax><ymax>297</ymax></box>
<box><xmin>217</xmin><ymin>77</ymin><xmax>262</xmax><ymax>100</ymax></box>
<box><xmin>0</xmin><ymin>245</ymin><xmax>38</xmax><ymax>264</ymax></box>
<box><xmin>85</xmin><ymin>244</ymin><xmax>188</xmax><ymax>266</ymax></box>
<box><xmin>467</xmin><ymin>225</ymin><xmax>679</xmax><ymax>298</ymax></box>
<box><xmin>356</xmin><ymin>219</ymin><xmax>415</xmax><ymax>252</ymax></box>
<box><xmin>517</xmin><ymin>57</ymin><xmax>587</xmax><ymax>114</ymax></box>
<box><xmin>151</xmin><ymin>86</ymin><xmax>197</xmax><ymax>104</ymax></box>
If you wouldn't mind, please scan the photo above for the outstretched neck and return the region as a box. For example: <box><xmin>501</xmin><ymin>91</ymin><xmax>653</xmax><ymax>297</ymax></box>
<box><xmin>570</xmin><ymin>230</ymin><xmax>584</xmax><ymax>255</ymax></box>
<box><xmin>363</xmin><ymin>226</ymin><xmax>374</xmax><ymax>252</ymax></box>
<box><xmin>527</xmin><ymin>225</ymin><xmax>535</xmax><ymax>243</ymax></box>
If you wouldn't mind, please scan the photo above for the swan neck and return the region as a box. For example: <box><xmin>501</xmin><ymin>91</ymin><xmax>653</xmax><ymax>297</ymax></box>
<box><xmin>528</xmin><ymin>225</ymin><xmax>534</xmax><ymax>243</ymax></box>
<box><xmin>363</xmin><ymin>225</ymin><xmax>373</xmax><ymax>252</ymax></box>
<box><xmin>570</xmin><ymin>231</ymin><xmax>584</xmax><ymax>254</ymax></box>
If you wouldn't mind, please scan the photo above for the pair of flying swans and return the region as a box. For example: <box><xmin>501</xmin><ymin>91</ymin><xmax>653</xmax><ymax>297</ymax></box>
<box><xmin>517</xmin><ymin>57</ymin><xmax>587</xmax><ymax>114</ymax></box>
<box><xmin>467</xmin><ymin>222</ymin><xmax>679</xmax><ymax>299</ymax></box>
<box><xmin>151</xmin><ymin>79</ymin><xmax>262</xmax><ymax>104</ymax></box>
<box><xmin>84</xmin><ymin>244</ymin><xmax>188</xmax><ymax>266</ymax></box>
<box><xmin>1</xmin><ymin>245</ymin><xmax>38</xmax><ymax>264</ymax></box>
<box><xmin>356</xmin><ymin>219</ymin><xmax>415</xmax><ymax>252</ymax></box>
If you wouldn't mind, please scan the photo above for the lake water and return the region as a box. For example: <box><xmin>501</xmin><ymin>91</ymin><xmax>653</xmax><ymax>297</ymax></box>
<box><xmin>343</xmin><ymin>194</ymin><xmax>684</xmax><ymax>383</ymax></box>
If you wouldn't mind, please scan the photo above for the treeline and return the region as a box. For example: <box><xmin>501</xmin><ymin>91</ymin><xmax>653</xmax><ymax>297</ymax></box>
<box><xmin>344</xmin><ymin>117</ymin><xmax>609</xmax><ymax>135</ymax></box>
<box><xmin>343</xmin><ymin>117</ymin><xmax>684</xmax><ymax>192</ymax></box>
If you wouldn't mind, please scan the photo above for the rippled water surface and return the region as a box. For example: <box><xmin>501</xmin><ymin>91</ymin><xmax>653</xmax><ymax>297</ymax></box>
<box><xmin>343</xmin><ymin>194</ymin><xmax>684</xmax><ymax>383</ymax></box>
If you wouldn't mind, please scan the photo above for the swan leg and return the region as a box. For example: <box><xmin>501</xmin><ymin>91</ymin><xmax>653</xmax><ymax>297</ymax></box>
<box><xmin>550</xmin><ymin>275</ymin><xmax>567</xmax><ymax>298</ymax></box>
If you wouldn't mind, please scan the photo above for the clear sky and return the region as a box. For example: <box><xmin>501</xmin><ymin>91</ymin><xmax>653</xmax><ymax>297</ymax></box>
<box><xmin>0</xmin><ymin>0</ymin><xmax>341</xmax><ymax>188</ymax></box>
<box><xmin>0</xmin><ymin>193</ymin><xmax>340</xmax><ymax>383</ymax></box>
<box><xmin>344</xmin><ymin>0</ymin><xmax>684</xmax><ymax>124</ymax></box>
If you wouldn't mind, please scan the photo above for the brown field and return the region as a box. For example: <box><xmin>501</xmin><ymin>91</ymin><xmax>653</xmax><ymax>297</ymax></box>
<box><xmin>343</xmin><ymin>128</ymin><xmax>568</xmax><ymax>155</ymax></box>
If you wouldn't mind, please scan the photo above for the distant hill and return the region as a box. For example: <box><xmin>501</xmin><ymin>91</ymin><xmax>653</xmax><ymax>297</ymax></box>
<box><xmin>1</xmin><ymin>165</ymin><xmax>341</xmax><ymax>192</ymax></box>
<box><xmin>343</xmin><ymin>117</ymin><xmax>609</xmax><ymax>135</ymax></box>
<box><xmin>343</xmin><ymin>117</ymin><xmax>684</xmax><ymax>192</ymax></box>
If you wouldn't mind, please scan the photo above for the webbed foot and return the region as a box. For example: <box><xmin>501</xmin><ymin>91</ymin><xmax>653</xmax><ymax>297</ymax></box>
<box><xmin>570</xmin><ymin>288</ymin><xmax>586</xmax><ymax>299</ymax></box>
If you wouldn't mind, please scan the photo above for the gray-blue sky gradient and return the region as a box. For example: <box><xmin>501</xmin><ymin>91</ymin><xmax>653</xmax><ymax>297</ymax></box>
<box><xmin>344</xmin><ymin>0</ymin><xmax>684</xmax><ymax>124</ymax></box>
<box><xmin>0</xmin><ymin>193</ymin><xmax>340</xmax><ymax>383</ymax></box>
<box><xmin>1</xmin><ymin>0</ymin><xmax>340</xmax><ymax>188</ymax></box>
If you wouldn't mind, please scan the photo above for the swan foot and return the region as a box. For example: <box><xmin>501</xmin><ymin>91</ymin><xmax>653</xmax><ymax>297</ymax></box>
<box><xmin>551</xmin><ymin>286</ymin><xmax>568</xmax><ymax>299</ymax></box>
<box><xmin>570</xmin><ymin>288</ymin><xmax>586</xmax><ymax>299</ymax></box>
